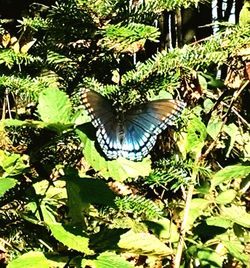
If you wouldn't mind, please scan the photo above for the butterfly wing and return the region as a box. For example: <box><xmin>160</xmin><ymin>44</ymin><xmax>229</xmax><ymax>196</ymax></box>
<box><xmin>119</xmin><ymin>99</ymin><xmax>186</xmax><ymax>160</ymax></box>
<box><xmin>81</xmin><ymin>88</ymin><xmax>185</xmax><ymax>161</ymax></box>
<box><xmin>81</xmin><ymin>88</ymin><xmax>122</xmax><ymax>159</ymax></box>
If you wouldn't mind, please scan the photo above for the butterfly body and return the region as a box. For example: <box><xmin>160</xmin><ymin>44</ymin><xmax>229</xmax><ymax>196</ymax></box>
<box><xmin>81</xmin><ymin>88</ymin><xmax>185</xmax><ymax>161</ymax></box>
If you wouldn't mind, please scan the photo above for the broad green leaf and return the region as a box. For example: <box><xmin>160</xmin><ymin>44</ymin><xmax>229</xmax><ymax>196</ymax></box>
<box><xmin>224</xmin><ymin>123</ymin><xmax>238</xmax><ymax>157</ymax></box>
<box><xmin>197</xmin><ymin>248</ymin><xmax>223</xmax><ymax>268</ymax></box>
<box><xmin>82</xmin><ymin>252</ymin><xmax>134</xmax><ymax>268</ymax></box>
<box><xmin>118</xmin><ymin>230</ymin><xmax>173</xmax><ymax>256</ymax></box>
<box><xmin>33</xmin><ymin>180</ymin><xmax>67</xmax><ymax>200</ymax></box>
<box><xmin>40</xmin><ymin>204</ymin><xmax>57</xmax><ymax>223</ymax></box>
<box><xmin>47</xmin><ymin>223</ymin><xmax>94</xmax><ymax>255</ymax></box>
<box><xmin>0</xmin><ymin>150</ymin><xmax>29</xmax><ymax>176</ymax></box>
<box><xmin>207</xmin><ymin>115</ymin><xmax>223</xmax><ymax>140</ymax></box>
<box><xmin>66</xmin><ymin>176</ymin><xmax>90</xmax><ymax>226</ymax></box>
<box><xmin>215</xmin><ymin>189</ymin><xmax>237</xmax><ymax>204</ymax></box>
<box><xmin>198</xmin><ymin>74</ymin><xmax>207</xmax><ymax>91</ymax></box>
<box><xmin>223</xmin><ymin>240</ymin><xmax>249</xmax><ymax>264</ymax></box>
<box><xmin>211</xmin><ymin>164</ymin><xmax>250</xmax><ymax>188</ymax></box>
<box><xmin>203</xmin><ymin>99</ymin><xmax>214</xmax><ymax>114</ymax></box>
<box><xmin>206</xmin><ymin>216</ymin><xmax>232</xmax><ymax>229</ymax></box>
<box><xmin>0</xmin><ymin>177</ymin><xmax>18</xmax><ymax>197</ymax></box>
<box><xmin>184</xmin><ymin>198</ymin><xmax>210</xmax><ymax>229</ymax></box>
<box><xmin>185</xmin><ymin>115</ymin><xmax>206</xmax><ymax>159</ymax></box>
<box><xmin>7</xmin><ymin>251</ymin><xmax>67</xmax><ymax>268</ymax></box>
<box><xmin>145</xmin><ymin>218</ymin><xmax>179</xmax><ymax>243</ymax></box>
<box><xmin>221</xmin><ymin>205</ymin><xmax>250</xmax><ymax>228</ymax></box>
<box><xmin>76</xmin><ymin>129</ymin><xmax>151</xmax><ymax>181</ymax></box>
<box><xmin>66</xmin><ymin>171</ymin><xmax>116</xmax><ymax>224</ymax></box>
<box><xmin>37</xmin><ymin>87</ymin><xmax>72</xmax><ymax>124</ymax></box>
<box><xmin>67</xmin><ymin>176</ymin><xmax>116</xmax><ymax>206</ymax></box>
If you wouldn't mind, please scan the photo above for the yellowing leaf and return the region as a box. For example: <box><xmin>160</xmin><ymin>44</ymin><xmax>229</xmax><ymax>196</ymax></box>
<box><xmin>20</xmin><ymin>39</ymin><xmax>36</xmax><ymax>53</ymax></box>
<box><xmin>221</xmin><ymin>205</ymin><xmax>250</xmax><ymax>228</ymax></box>
<box><xmin>2</xmin><ymin>33</ymin><xmax>11</xmax><ymax>47</ymax></box>
<box><xmin>118</xmin><ymin>230</ymin><xmax>173</xmax><ymax>256</ymax></box>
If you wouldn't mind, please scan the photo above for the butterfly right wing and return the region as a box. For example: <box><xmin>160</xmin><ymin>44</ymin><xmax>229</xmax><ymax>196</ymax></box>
<box><xmin>81</xmin><ymin>88</ymin><xmax>122</xmax><ymax>159</ymax></box>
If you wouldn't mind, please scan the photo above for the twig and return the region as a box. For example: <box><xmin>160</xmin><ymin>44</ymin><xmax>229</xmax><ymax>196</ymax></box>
<box><xmin>200</xmin><ymin>80</ymin><xmax>249</xmax><ymax>161</ymax></box>
<box><xmin>174</xmin><ymin>170</ymin><xmax>196</xmax><ymax>267</ymax></box>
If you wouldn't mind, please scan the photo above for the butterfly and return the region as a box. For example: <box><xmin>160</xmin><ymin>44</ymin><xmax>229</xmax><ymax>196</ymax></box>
<box><xmin>81</xmin><ymin>88</ymin><xmax>186</xmax><ymax>161</ymax></box>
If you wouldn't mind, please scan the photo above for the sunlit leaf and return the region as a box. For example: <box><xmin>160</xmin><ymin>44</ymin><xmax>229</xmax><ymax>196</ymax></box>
<box><xmin>7</xmin><ymin>251</ymin><xmax>67</xmax><ymax>268</ymax></box>
<box><xmin>47</xmin><ymin>223</ymin><xmax>94</xmax><ymax>255</ymax></box>
<box><xmin>184</xmin><ymin>198</ymin><xmax>210</xmax><ymax>229</ymax></box>
<box><xmin>118</xmin><ymin>230</ymin><xmax>173</xmax><ymax>256</ymax></box>
<box><xmin>185</xmin><ymin>115</ymin><xmax>206</xmax><ymax>159</ymax></box>
<box><xmin>0</xmin><ymin>150</ymin><xmax>29</xmax><ymax>176</ymax></box>
<box><xmin>215</xmin><ymin>189</ymin><xmax>237</xmax><ymax>204</ymax></box>
<box><xmin>221</xmin><ymin>205</ymin><xmax>250</xmax><ymax>228</ymax></box>
<box><xmin>37</xmin><ymin>87</ymin><xmax>72</xmax><ymax>124</ymax></box>
<box><xmin>206</xmin><ymin>216</ymin><xmax>232</xmax><ymax>229</ymax></box>
<box><xmin>197</xmin><ymin>248</ymin><xmax>223</xmax><ymax>268</ymax></box>
<box><xmin>224</xmin><ymin>123</ymin><xmax>238</xmax><ymax>157</ymax></box>
<box><xmin>207</xmin><ymin>114</ymin><xmax>223</xmax><ymax>140</ymax></box>
<box><xmin>223</xmin><ymin>240</ymin><xmax>249</xmax><ymax>264</ymax></box>
<box><xmin>145</xmin><ymin>218</ymin><xmax>179</xmax><ymax>243</ymax></box>
<box><xmin>0</xmin><ymin>177</ymin><xmax>18</xmax><ymax>198</ymax></box>
<box><xmin>211</xmin><ymin>164</ymin><xmax>250</xmax><ymax>188</ymax></box>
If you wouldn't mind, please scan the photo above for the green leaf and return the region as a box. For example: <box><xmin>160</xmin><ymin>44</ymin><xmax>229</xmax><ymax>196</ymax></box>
<box><xmin>239</xmin><ymin>0</ymin><xmax>250</xmax><ymax>26</ymax></box>
<box><xmin>215</xmin><ymin>189</ymin><xmax>237</xmax><ymax>204</ymax></box>
<box><xmin>207</xmin><ymin>115</ymin><xmax>223</xmax><ymax>140</ymax></box>
<box><xmin>118</xmin><ymin>230</ymin><xmax>173</xmax><ymax>256</ymax></box>
<box><xmin>206</xmin><ymin>216</ymin><xmax>232</xmax><ymax>229</ymax></box>
<box><xmin>197</xmin><ymin>248</ymin><xmax>223</xmax><ymax>268</ymax></box>
<box><xmin>76</xmin><ymin>129</ymin><xmax>151</xmax><ymax>181</ymax></box>
<box><xmin>37</xmin><ymin>88</ymin><xmax>72</xmax><ymax>124</ymax></box>
<box><xmin>0</xmin><ymin>150</ymin><xmax>29</xmax><ymax>176</ymax></box>
<box><xmin>185</xmin><ymin>198</ymin><xmax>210</xmax><ymax>229</ymax></box>
<box><xmin>185</xmin><ymin>115</ymin><xmax>207</xmax><ymax>158</ymax></box>
<box><xmin>223</xmin><ymin>240</ymin><xmax>249</xmax><ymax>264</ymax></box>
<box><xmin>47</xmin><ymin>223</ymin><xmax>94</xmax><ymax>255</ymax></box>
<box><xmin>33</xmin><ymin>180</ymin><xmax>67</xmax><ymax>200</ymax></box>
<box><xmin>198</xmin><ymin>74</ymin><xmax>207</xmax><ymax>91</ymax></box>
<box><xmin>211</xmin><ymin>164</ymin><xmax>250</xmax><ymax>188</ymax></box>
<box><xmin>0</xmin><ymin>177</ymin><xmax>18</xmax><ymax>198</ymax></box>
<box><xmin>82</xmin><ymin>252</ymin><xmax>134</xmax><ymax>268</ymax></box>
<box><xmin>145</xmin><ymin>218</ymin><xmax>179</xmax><ymax>243</ymax></box>
<box><xmin>221</xmin><ymin>205</ymin><xmax>250</xmax><ymax>228</ymax></box>
<box><xmin>67</xmin><ymin>176</ymin><xmax>116</xmax><ymax>206</ymax></box>
<box><xmin>203</xmin><ymin>99</ymin><xmax>214</xmax><ymax>114</ymax></box>
<box><xmin>7</xmin><ymin>252</ymin><xmax>51</xmax><ymax>268</ymax></box>
<box><xmin>7</xmin><ymin>251</ymin><xmax>67</xmax><ymax>268</ymax></box>
<box><xmin>224</xmin><ymin>123</ymin><xmax>238</xmax><ymax>157</ymax></box>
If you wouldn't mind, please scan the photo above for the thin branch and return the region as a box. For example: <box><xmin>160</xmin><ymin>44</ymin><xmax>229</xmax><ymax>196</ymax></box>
<box><xmin>174</xmin><ymin>175</ymin><xmax>196</xmax><ymax>267</ymax></box>
<box><xmin>200</xmin><ymin>80</ymin><xmax>249</xmax><ymax>161</ymax></box>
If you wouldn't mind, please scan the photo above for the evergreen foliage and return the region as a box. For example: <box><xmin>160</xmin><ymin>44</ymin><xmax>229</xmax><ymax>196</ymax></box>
<box><xmin>0</xmin><ymin>0</ymin><xmax>250</xmax><ymax>267</ymax></box>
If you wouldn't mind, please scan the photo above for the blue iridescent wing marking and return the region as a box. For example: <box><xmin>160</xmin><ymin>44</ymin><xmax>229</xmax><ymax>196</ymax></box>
<box><xmin>81</xmin><ymin>88</ymin><xmax>185</xmax><ymax>161</ymax></box>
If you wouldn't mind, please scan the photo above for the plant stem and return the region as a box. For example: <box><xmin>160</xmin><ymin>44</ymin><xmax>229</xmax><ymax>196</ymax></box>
<box><xmin>174</xmin><ymin>169</ymin><xmax>196</xmax><ymax>267</ymax></box>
